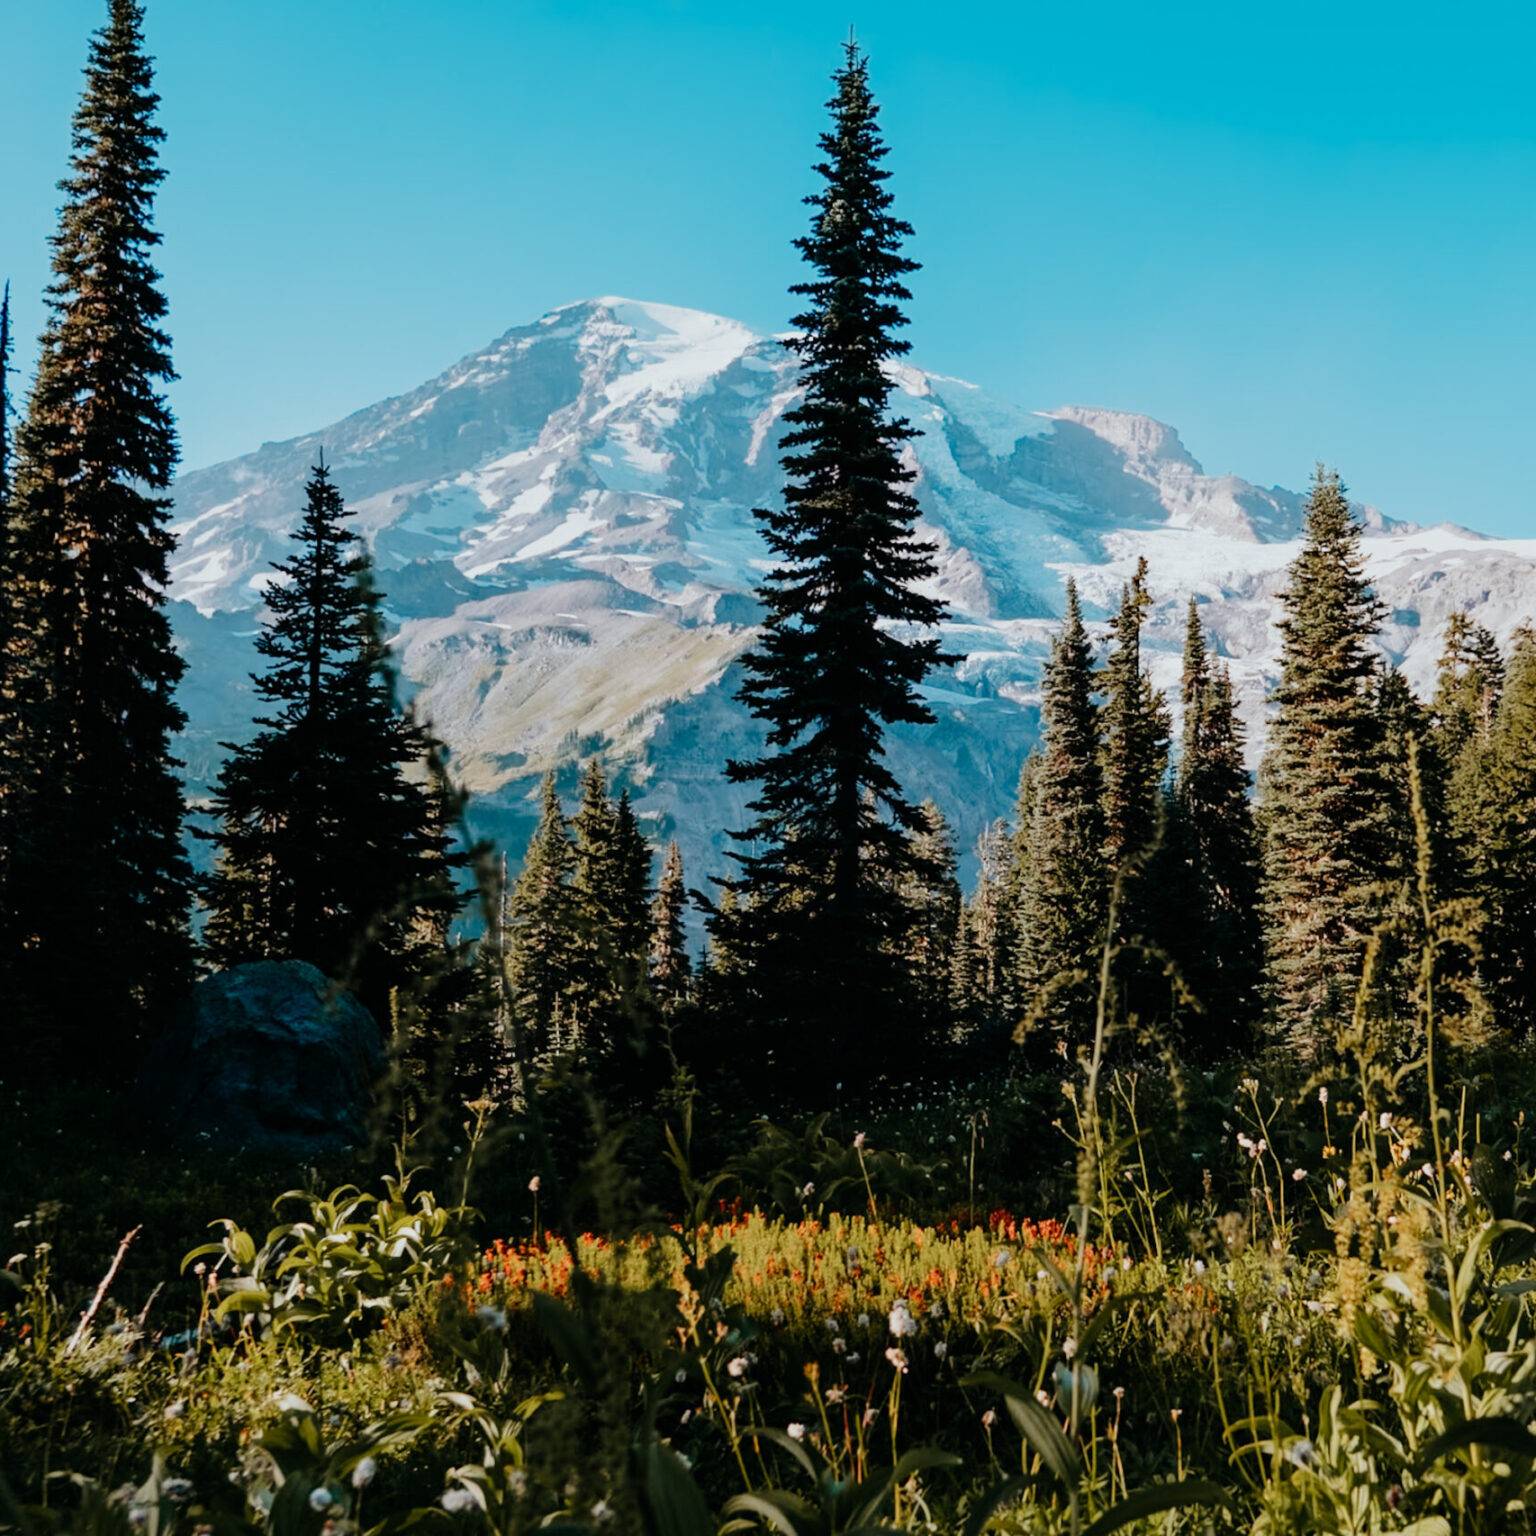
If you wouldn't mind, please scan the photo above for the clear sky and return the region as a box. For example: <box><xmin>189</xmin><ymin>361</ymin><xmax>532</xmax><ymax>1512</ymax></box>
<box><xmin>5</xmin><ymin>1</ymin><xmax>1535</xmax><ymax>533</ymax></box>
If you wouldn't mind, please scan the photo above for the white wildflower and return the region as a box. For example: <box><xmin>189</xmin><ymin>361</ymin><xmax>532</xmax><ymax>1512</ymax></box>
<box><xmin>888</xmin><ymin>1301</ymin><xmax>917</xmax><ymax>1338</ymax></box>
<box><xmin>351</xmin><ymin>1457</ymin><xmax>377</xmax><ymax>1490</ymax></box>
<box><xmin>787</xmin><ymin>1421</ymin><xmax>807</xmax><ymax>1441</ymax></box>
<box><xmin>528</xmin><ymin>1175</ymin><xmax>541</xmax><ymax>1194</ymax></box>
<box><xmin>727</xmin><ymin>1356</ymin><xmax>748</xmax><ymax>1378</ymax></box>
<box><xmin>1285</xmin><ymin>1439</ymin><xmax>1316</xmax><ymax>1469</ymax></box>
<box><xmin>308</xmin><ymin>1489</ymin><xmax>335</xmax><ymax>1514</ymax></box>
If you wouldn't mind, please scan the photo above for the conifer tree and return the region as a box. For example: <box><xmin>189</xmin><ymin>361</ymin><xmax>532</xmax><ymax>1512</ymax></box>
<box><xmin>1433</xmin><ymin>610</ymin><xmax>1503</xmax><ymax>765</ymax></box>
<box><xmin>954</xmin><ymin>818</ymin><xmax>1020</xmax><ymax>1040</ymax></box>
<box><xmin>1006</xmin><ymin>752</ymin><xmax>1041</xmax><ymax>912</ymax></box>
<box><xmin>1162</xmin><ymin>601</ymin><xmax>1263</xmax><ymax>1049</ymax></box>
<box><xmin>568</xmin><ymin>763</ymin><xmax>654</xmax><ymax>1057</ymax></box>
<box><xmin>1378</xmin><ymin>667</ymin><xmax>1436</xmax><ymax>865</ymax></box>
<box><xmin>649</xmin><ymin>840</ymin><xmax>691</xmax><ymax>1014</ymax></box>
<box><xmin>0</xmin><ymin>280</ymin><xmax>12</xmax><ymax>508</ymax></box>
<box><xmin>612</xmin><ymin>791</ymin><xmax>654</xmax><ymax>982</ymax></box>
<box><xmin>568</xmin><ymin>759</ymin><xmax>621</xmax><ymax>1038</ymax></box>
<box><xmin>1100</xmin><ymin>558</ymin><xmax>1170</xmax><ymax>872</ymax></box>
<box><xmin>0</xmin><ymin>281</ymin><xmax>14</xmax><ymax>948</ymax></box>
<box><xmin>725</xmin><ymin>41</ymin><xmax>947</xmax><ymax>1081</ymax></box>
<box><xmin>4</xmin><ymin>0</ymin><xmax>192</xmax><ymax>1060</ymax></box>
<box><xmin>1260</xmin><ymin>467</ymin><xmax>1390</xmax><ymax>1055</ymax></box>
<box><xmin>202</xmin><ymin>462</ymin><xmax>464</xmax><ymax>1016</ymax></box>
<box><xmin>1018</xmin><ymin>580</ymin><xmax>1106</xmax><ymax>1041</ymax></box>
<box><xmin>1450</xmin><ymin>627</ymin><xmax>1536</xmax><ymax>1031</ymax></box>
<box><xmin>900</xmin><ymin>800</ymin><xmax>962</xmax><ymax>1039</ymax></box>
<box><xmin>507</xmin><ymin>773</ymin><xmax>581</xmax><ymax>1063</ymax></box>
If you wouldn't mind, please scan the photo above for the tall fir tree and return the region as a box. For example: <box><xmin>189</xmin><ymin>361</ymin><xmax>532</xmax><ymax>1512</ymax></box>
<box><xmin>725</xmin><ymin>41</ymin><xmax>947</xmax><ymax>1083</ymax></box>
<box><xmin>506</xmin><ymin>773</ymin><xmax>582</xmax><ymax>1067</ymax></box>
<box><xmin>1100</xmin><ymin>558</ymin><xmax>1170</xmax><ymax>874</ymax></box>
<box><xmin>3</xmin><ymin>0</ymin><xmax>192</xmax><ymax>1063</ymax></box>
<box><xmin>611</xmin><ymin>792</ymin><xmax>655</xmax><ymax>988</ymax></box>
<box><xmin>954</xmin><ymin>818</ymin><xmax>1020</xmax><ymax>1044</ymax></box>
<box><xmin>899</xmin><ymin>800</ymin><xmax>962</xmax><ymax>1041</ymax></box>
<box><xmin>1017</xmin><ymin>580</ymin><xmax>1106</xmax><ymax>1043</ymax></box>
<box><xmin>1449</xmin><ymin>626</ymin><xmax>1536</xmax><ymax>1033</ymax></box>
<box><xmin>649</xmin><ymin>840</ymin><xmax>691</xmax><ymax>1015</ymax></box>
<box><xmin>1432</xmin><ymin>610</ymin><xmax>1503</xmax><ymax>765</ymax></box>
<box><xmin>568</xmin><ymin>762</ymin><xmax>654</xmax><ymax>1061</ymax></box>
<box><xmin>1259</xmin><ymin>467</ymin><xmax>1390</xmax><ymax>1056</ymax></box>
<box><xmin>0</xmin><ymin>280</ymin><xmax>12</xmax><ymax>507</ymax></box>
<box><xmin>1161</xmin><ymin>600</ymin><xmax>1263</xmax><ymax>1051</ymax></box>
<box><xmin>1434</xmin><ymin>611</ymin><xmax>1506</xmax><ymax>892</ymax></box>
<box><xmin>202</xmin><ymin>463</ymin><xmax>463</xmax><ymax>1016</ymax></box>
<box><xmin>0</xmin><ymin>280</ymin><xmax>14</xmax><ymax>951</ymax></box>
<box><xmin>568</xmin><ymin>759</ymin><xmax>621</xmax><ymax>1041</ymax></box>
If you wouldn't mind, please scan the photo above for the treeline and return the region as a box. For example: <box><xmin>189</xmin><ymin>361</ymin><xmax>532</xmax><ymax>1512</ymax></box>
<box><xmin>1</xmin><ymin>7</ymin><xmax>1530</xmax><ymax>1109</ymax></box>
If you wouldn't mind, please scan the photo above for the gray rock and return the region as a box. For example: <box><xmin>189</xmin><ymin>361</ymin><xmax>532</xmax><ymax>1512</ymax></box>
<box><xmin>143</xmin><ymin>961</ymin><xmax>383</xmax><ymax>1153</ymax></box>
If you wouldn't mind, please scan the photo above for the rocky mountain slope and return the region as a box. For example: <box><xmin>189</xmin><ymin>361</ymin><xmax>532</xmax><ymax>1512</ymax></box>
<box><xmin>168</xmin><ymin>296</ymin><xmax>1536</xmax><ymax>885</ymax></box>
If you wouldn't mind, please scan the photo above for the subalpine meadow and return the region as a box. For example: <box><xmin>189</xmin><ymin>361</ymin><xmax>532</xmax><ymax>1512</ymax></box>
<box><xmin>5</xmin><ymin>6</ymin><xmax>1536</xmax><ymax>1534</ymax></box>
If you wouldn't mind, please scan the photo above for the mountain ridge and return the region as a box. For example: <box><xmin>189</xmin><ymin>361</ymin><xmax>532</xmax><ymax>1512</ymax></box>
<box><xmin>167</xmin><ymin>296</ymin><xmax>1536</xmax><ymax>885</ymax></box>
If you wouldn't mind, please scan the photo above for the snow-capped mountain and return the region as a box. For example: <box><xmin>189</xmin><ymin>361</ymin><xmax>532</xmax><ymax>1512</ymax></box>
<box><xmin>168</xmin><ymin>296</ymin><xmax>1536</xmax><ymax>884</ymax></box>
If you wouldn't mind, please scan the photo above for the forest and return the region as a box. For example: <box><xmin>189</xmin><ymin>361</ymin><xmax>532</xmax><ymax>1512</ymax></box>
<box><xmin>5</xmin><ymin>5</ymin><xmax>1536</xmax><ymax>1535</ymax></box>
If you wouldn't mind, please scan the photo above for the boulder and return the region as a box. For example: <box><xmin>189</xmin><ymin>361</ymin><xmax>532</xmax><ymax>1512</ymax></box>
<box><xmin>142</xmin><ymin>960</ymin><xmax>383</xmax><ymax>1153</ymax></box>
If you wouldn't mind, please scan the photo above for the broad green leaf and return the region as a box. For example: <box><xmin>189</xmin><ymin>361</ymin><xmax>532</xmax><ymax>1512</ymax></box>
<box><xmin>1081</xmin><ymin>1478</ymin><xmax>1231</xmax><ymax>1536</ymax></box>
<box><xmin>962</xmin><ymin>1372</ymin><xmax>1080</xmax><ymax>1487</ymax></box>
<box><xmin>962</xmin><ymin>1475</ymin><xmax>1028</xmax><ymax>1536</ymax></box>
<box><xmin>741</xmin><ymin>1426</ymin><xmax>817</xmax><ymax>1483</ymax></box>
<box><xmin>1415</xmin><ymin>1415</ymin><xmax>1536</xmax><ymax>1472</ymax></box>
<box><xmin>642</xmin><ymin>1443</ymin><xmax>715</xmax><ymax>1536</ymax></box>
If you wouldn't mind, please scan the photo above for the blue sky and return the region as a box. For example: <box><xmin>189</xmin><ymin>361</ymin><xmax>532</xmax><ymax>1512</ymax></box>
<box><xmin>5</xmin><ymin>1</ymin><xmax>1535</xmax><ymax>532</ymax></box>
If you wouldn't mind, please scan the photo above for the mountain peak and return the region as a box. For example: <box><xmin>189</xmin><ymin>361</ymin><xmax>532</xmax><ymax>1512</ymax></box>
<box><xmin>1045</xmin><ymin>406</ymin><xmax>1199</xmax><ymax>470</ymax></box>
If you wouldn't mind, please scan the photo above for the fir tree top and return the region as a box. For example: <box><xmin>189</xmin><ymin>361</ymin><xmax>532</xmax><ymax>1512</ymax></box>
<box><xmin>1101</xmin><ymin>557</ymin><xmax>1170</xmax><ymax>868</ymax></box>
<box><xmin>0</xmin><ymin>281</ymin><xmax>12</xmax><ymax>506</ymax></box>
<box><xmin>1179</xmin><ymin>597</ymin><xmax>1209</xmax><ymax>777</ymax></box>
<box><xmin>21</xmin><ymin>0</ymin><xmax>177</xmax><ymax>501</ymax></box>
<box><xmin>1433</xmin><ymin>609</ymin><xmax>1504</xmax><ymax>759</ymax></box>
<box><xmin>1272</xmin><ymin>467</ymin><xmax>1385</xmax><ymax>712</ymax></box>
